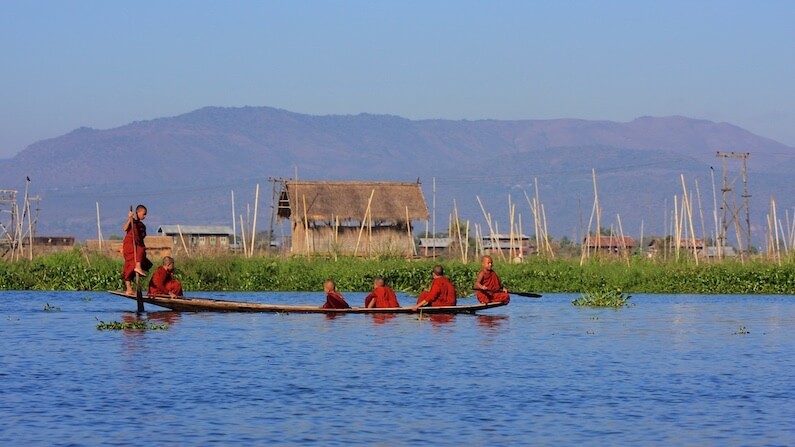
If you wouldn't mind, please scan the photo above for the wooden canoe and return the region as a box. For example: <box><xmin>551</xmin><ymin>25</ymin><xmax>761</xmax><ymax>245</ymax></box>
<box><xmin>108</xmin><ymin>290</ymin><xmax>508</xmax><ymax>314</ymax></box>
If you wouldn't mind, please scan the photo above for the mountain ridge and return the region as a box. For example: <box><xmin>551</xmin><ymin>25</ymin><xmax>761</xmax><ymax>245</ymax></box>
<box><xmin>0</xmin><ymin>106</ymin><xmax>792</xmax><ymax>243</ymax></box>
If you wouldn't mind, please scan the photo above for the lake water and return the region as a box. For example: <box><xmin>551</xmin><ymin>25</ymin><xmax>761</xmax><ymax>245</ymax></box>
<box><xmin>1</xmin><ymin>291</ymin><xmax>793</xmax><ymax>446</ymax></box>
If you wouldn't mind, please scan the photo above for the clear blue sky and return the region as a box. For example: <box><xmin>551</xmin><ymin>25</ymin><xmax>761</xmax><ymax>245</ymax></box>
<box><xmin>1</xmin><ymin>0</ymin><xmax>793</xmax><ymax>158</ymax></box>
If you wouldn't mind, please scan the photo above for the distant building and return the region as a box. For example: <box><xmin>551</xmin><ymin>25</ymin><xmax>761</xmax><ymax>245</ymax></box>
<box><xmin>481</xmin><ymin>233</ymin><xmax>535</xmax><ymax>259</ymax></box>
<box><xmin>583</xmin><ymin>235</ymin><xmax>636</xmax><ymax>255</ymax></box>
<box><xmin>157</xmin><ymin>225</ymin><xmax>235</xmax><ymax>252</ymax></box>
<box><xmin>418</xmin><ymin>237</ymin><xmax>454</xmax><ymax>257</ymax></box>
<box><xmin>647</xmin><ymin>238</ymin><xmax>705</xmax><ymax>258</ymax></box>
<box><xmin>276</xmin><ymin>180</ymin><xmax>428</xmax><ymax>256</ymax></box>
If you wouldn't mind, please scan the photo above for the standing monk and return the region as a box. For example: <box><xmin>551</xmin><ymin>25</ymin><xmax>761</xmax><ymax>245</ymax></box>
<box><xmin>321</xmin><ymin>279</ymin><xmax>351</xmax><ymax>309</ymax></box>
<box><xmin>148</xmin><ymin>256</ymin><xmax>183</xmax><ymax>298</ymax></box>
<box><xmin>364</xmin><ymin>277</ymin><xmax>400</xmax><ymax>308</ymax></box>
<box><xmin>412</xmin><ymin>265</ymin><xmax>457</xmax><ymax>310</ymax></box>
<box><xmin>122</xmin><ymin>205</ymin><xmax>152</xmax><ymax>295</ymax></box>
<box><xmin>473</xmin><ymin>255</ymin><xmax>510</xmax><ymax>304</ymax></box>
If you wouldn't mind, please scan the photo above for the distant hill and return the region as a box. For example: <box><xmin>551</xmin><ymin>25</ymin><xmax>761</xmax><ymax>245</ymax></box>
<box><xmin>1</xmin><ymin>106</ymin><xmax>792</xmax><ymax>245</ymax></box>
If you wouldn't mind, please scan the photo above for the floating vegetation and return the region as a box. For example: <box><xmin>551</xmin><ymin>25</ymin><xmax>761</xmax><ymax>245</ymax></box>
<box><xmin>733</xmin><ymin>326</ymin><xmax>750</xmax><ymax>335</ymax></box>
<box><xmin>82</xmin><ymin>297</ymin><xmax>92</xmax><ymax>302</ymax></box>
<box><xmin>43</xmin><ymin>303</ymin><xmax>61</xmax><ymax>312</ymax></box>
<box><xmin>572</xmin><ymin>288</ymin><xmax>632</xmax><ymax>307</ymax></box>
<box><xmin>96</xmin><ymin>319</ymin><xmax>169</xmax><ymax>331</ymax></box>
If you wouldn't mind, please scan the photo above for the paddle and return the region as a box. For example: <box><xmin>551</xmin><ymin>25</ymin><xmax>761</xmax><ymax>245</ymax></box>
<box><xmin>130</xmin><ymin>206</ymin><xmax>144</xmax><ymax>313</ymax></box>
<box><xmin>483</xmin><ymin>289</ymin><xmax>542</xmax><ymax>298</ymax></box>
<box><xmin>512</xmin><ymin>291</ymin><xmax>542</xmax><ymax>298</ymax></box>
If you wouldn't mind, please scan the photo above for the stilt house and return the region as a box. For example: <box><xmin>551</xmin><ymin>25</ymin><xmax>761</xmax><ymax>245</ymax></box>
<box><xmin>277</xmin><ymin>180</ymin><xmax>428</xmax><ymax>256</ymax></box>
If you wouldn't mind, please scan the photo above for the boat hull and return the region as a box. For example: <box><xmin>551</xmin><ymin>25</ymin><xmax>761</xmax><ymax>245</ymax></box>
<box><xmin>108</xmin><ymin>291</ymin><xmax>508</xmax><ymax>314</ymax></box>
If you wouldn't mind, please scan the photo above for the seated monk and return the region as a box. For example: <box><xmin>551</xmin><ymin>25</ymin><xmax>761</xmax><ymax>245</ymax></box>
<box><xmin>148</xmin><ymin>256</ymin><xmax>183</xmax><ymax>298</ymax></box>
<box><xmin>322</xmin><ymin>279</ymin><xmax>350</xmax><ymax>309</ymax></box>
<box><xmin>412</xmin><ymin>265</ymin><xmax>457</xmax><ymax>311</ymax></box>
<box><xmin>473</xmin><ymin>255</ymin><xmax>510</xmax><ymax>304</ymax></box>
<box><xmin>364</xmin><ymin>277</ymin><xmax>400</xmax><ymax>308</ymax></box>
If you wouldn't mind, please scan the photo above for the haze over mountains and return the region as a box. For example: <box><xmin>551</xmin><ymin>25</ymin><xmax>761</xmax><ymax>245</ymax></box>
<box><xmin>1</xmin><ymin>106</ymin><xmax>793</xmax><ymax>245</ymax></box>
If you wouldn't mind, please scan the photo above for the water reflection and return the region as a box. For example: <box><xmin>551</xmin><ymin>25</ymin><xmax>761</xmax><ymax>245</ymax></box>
<box><xmin>476</xmin><ymin>314</ymin><xmax>508</xmax><ymax>333</ymax></box>
<box><xmin>369</xmin><ymin>313</ymin><xmax>397</xmax><ymax>325</ymax></box>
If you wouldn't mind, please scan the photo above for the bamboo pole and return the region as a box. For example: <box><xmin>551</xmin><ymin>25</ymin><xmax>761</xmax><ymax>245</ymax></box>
<box><xmin>231</xmin><ymin>190</ymin><xmax>237</xmax><ymax>248</ymax></box>
<box><xmin>250</xmin><ymin>184</ymin><xmax>260</xmax><ymax>257</ymax></box>
<box><xmin>353</xmin><ymin>189</ymin><xmax>376</xmax><ymax>257</ymax></box>
<box><xmin>681</xmin><ymin>175</ymin><xmax>699</xmax><ymax>264</ymax></box>
<box><xmin>453</xmin><ymin>200</ymin><xmax>465</xmax><ymax>263</ymax></box>
<box><xmin>617</xmin><ymin>214</ymin><xmax>629</xmax><ymax>266</ymax></box>
<box><xmin>541</xmin><ymin>203</ymin><xmax>553</xmax><ymax>257</ymax></box>
<box><xmin>239</xmin><ymin>215</ymin><xmax>248</xmax><ymax>256</ymax></box>
<box><xmin>178</xmin><ymin>224</ymin><xmax>190</xmax><ymax>256</ymax></box>
<box><xmin>96</xmin><ymin>202</ymin><xmax>103</xmax><ymax>250</ymax></box>
<box><xmin>302</xmin><ymin>194</ymin><xmax>311</xmax><ymax>259</ymax></box>
<box><xmin>592</xmin><ymin>169</ymin><xmax>601</xmax><ymax>256</ymax></box>
<box><xmin>476</xmin><ymin>195</ymin><xmax>502</xmax><ymax>260</ymax></box>
<box><xmin>405</xmin><ymin>206</ymin><xmax>415</xmax><ymax>258</ymax></box>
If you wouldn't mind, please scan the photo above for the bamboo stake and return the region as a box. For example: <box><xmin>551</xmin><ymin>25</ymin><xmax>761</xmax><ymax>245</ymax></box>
<box><xmin>541</xmin><ymin>203</ymin><xmax>553</xmax><ymax>257</ymax></box>
<box><xmin>354</xmin><ymin>189</ymin><xmax>375</xmax><ymax>257</ymax></box>
<box><xmin>476</xmin><ymin>195</ymin><xmax>502</xmax><ymax>260</ymax></box>
<box><xmin>592</xmin><ymin>169</ymin><xmax>601</xmax><ymax>256</ymax></box>
<box><xmin>96</xmin><ymin>202</ymin><xmax>103</xmax><ymax>250</ymax></box>
<box><xmin>694</xmin><ymin>179</ymin><xmax>706</xmax><ymax>248</ymax></box>
<box><xmin>250</xmin><ymin>184</ymin><xmax>260</xmax><ymax>257</ymax></box>
<box><xmin>464</xmin><ymin>220</ymin><xmax>470</xmax><ymax>262</ymax></box>
<box><xmin>581</xmin><ymin>192</ymin><xmax>598</xmax><ymax>265</ymax></box>
<box><xmin>453</xmin><ymin>200</ymin><xmax>465</xmax><ymax>263</ymax></box>
<box><xmin>681</xmin><ymin>175</ymin><xmax>699</xmax><ymax>264</ymax></box>
<box><xmin>617</xmin><ymin>214</ymin><xmax>629</xmax><ymax>266</ymax></box>
<box><xmin>178</xmin><ymin>224</ymin><xmax>190</xmax><ymax>256</ymax></box>
<box><xmin>405</xmin><ymin>206</ymin><xmax>415</xmax><ymax>257</ymax></box>
<box><xmin>231</xmin><ymin>190</ymin><xmax>237</xmax><ymax>248</ymax></box>
<box><xmin>302</xmin><ymin>194</ymin><xmax>310</xmax><ymax>259</ymax></box>
<box><xmin>239</xmin><ymin>215</ymin><xmax>248</xmax><ymax>256</ymax></box>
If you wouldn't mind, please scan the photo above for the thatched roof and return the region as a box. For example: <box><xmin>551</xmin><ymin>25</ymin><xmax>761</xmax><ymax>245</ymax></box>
<box><xmin>277</xmin><ymin>180</ymin><xmax>429</xmax><ymax>222</ymax></box>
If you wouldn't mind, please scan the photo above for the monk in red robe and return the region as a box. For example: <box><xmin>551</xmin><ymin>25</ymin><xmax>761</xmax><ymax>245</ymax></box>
<box><xmin>148</xmin><ymin>256</ymin><xmax>183</xmax><ymax>297</ymax></box>
<box><xmin>122</xmin><ymin>205</ymin><xmax>152</xmax><ymax>295</ymax></box>
<box><xmin>321</xmin><ymin>279</ymin><xmax>350</xmax><ymax>309</ymax></box>
<box><xmin>412</xmin><ymin>265</ymin><xmax>457</xmax><ymax>310</ymax></box>
<box><xmin>473</xmin><ymin>255</ymin><xmax>510</xmax><ymax>304</ymax></box>
<box><xmin>364</xmin><ymin>277</ymin><xmax>400</xmax><ymax>308</ymax></box>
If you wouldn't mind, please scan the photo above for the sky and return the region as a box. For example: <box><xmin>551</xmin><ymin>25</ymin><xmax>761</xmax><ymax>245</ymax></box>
<box><xmin>1</xmin><ymin>0</ymin><xmax>793</xmax><ymax>158</ymax></box>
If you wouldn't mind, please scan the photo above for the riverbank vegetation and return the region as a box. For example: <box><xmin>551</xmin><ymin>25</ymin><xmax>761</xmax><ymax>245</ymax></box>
<box><xmin>2</xmin><ymin>249</ymin><xmax>795</xmax><ymax>295</ymax></box>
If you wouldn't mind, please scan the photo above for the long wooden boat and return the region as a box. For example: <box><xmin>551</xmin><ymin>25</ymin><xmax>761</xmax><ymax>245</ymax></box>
<box><xmin>108</xmin><ymin>291</ymin><xmax>508</xmax><ymax>314</ymax></box>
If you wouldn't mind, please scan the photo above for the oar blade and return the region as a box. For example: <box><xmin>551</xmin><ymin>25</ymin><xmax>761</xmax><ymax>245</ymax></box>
<box><xmin>513</xmin><ymin>291</ymin><xmax>542</xmax><ymax>298</ymax></box>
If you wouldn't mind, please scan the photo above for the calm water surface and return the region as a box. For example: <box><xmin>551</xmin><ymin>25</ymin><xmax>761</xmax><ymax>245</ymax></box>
<box><xmin>1</xmin><ymin>291</ymin><xmax>793</xmax><ymax>446</ymax></box>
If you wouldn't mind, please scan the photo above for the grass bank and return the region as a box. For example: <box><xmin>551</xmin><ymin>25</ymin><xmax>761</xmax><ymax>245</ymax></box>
<box><xmin>2</xmin><ymin>249</ymin><xmax>795</xmax><ymax>295</ymax></box>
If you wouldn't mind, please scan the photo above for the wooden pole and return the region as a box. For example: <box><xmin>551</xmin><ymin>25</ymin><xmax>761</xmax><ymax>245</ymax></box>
<box><xmin>231</xmin><ymin>190</ymin><xmax>237</xmax><ymax>248</ymax></box>
<box><xmin>405</xmin><ymin>206</ymin><xmax>415</xmax><ymax>257</ymax></box>
<box><xmin>354</xmin><ymin>189</ymin><xmax>375</xmax><ymax>257</ymax></box>
<box><xmin>96</xmin><ymin>202</ymin><xmax>103</xmax><ymax>250</ymax></box>
<box><xmin>178</xmin><ymin>224</ymin><xmax>190</xmax><ymax>257</ymax></box>
<box><xmin>239</xmin><ymin>215</ymin><xmax>248</xmax><ymax>256</ymax></box>
<box><xmin>302</xmin><ymin>194</ymin><xmax>311</xmax><ymax>259</ymax></box>
<box><xmin>250</xmin><ymin>183</ymin><xmax>260</xmax><ymax>257</ymax></box>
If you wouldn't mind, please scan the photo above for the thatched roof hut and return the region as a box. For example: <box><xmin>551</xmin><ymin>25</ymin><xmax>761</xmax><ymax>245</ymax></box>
<box><xmin>277</xmin><ymin>180</ymin><xmax>429</xmax><ymax>256</ymax></box>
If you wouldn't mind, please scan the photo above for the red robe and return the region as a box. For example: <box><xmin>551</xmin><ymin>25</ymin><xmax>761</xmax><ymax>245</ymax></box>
<box><xmin>121</xmin><ymin>219</ymin><xmax>152</xmax><ymax>281</ymax></box>
<box><xmin>417</xmin><ymin>276</ymin><xmax>457</xmax><ymax>307</ymax></box>
<box><xmin>364</xmin><ymin>286</ymin><xmax>400</xmax><ymax>308</ymax></box>
<box><xmin>148</xmin><ymin>266</ymin><xmax>183</xmax><ymax>296</ymax></box>
<box><xmin>475</xmin><ymin>269</ymin><xmax>510</xmax><ymax>304</ymax></box>
<box><xmin>322</xmin><ymin>291</ymin><xmax>350</xmax><ymax>309</ymax></box>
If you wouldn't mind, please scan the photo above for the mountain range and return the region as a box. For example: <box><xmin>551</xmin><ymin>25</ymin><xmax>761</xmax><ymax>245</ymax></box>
<box><xmin>1</xmin><ymin>106</ymin><xmax>792</xmax><ymax>246</ymax></box>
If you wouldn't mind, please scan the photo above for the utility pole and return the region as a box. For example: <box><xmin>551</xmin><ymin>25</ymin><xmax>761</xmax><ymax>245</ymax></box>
<box><xmin>716</xmin><ymin>151</ymin><xmax>751</xmax><ymax>261</ymax></box>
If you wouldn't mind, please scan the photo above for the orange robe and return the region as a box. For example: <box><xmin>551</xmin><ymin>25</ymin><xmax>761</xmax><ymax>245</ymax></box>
<box><xmin>417</xmin><ymin>276</ymin><xmax>457</xmax><ymax>307</ymax></box>
<box><xmin>364</xmin><ymin>286</ymin><xmax>400</xmax><ymax>308</ymax></box>
<box><xmin>122</xmin><ymin>219</ymin><xmax>152</xmax><ymax>281</ymax></box>
<box><xmin>322</xmin><ymin>291</ymin><xmax>350</xmax><ymax>309</ymax></box>
<box><xmin>475</xmin><ymin>269</ymin><xmax>510</xmax><ymax>304</ymax></box>
<box><xmin>148</xmin><ymin>266</ymin><xmax>183</xmax><ymax>296</ymax></box>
